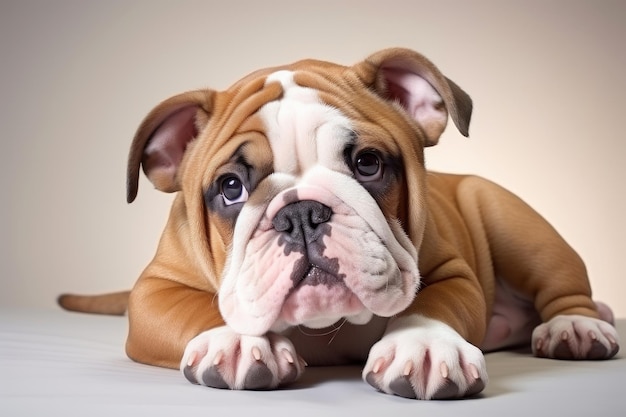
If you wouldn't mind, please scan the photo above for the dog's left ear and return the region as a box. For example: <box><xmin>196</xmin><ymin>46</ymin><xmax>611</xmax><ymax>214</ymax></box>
<box><xmin>355</xmin><ymin>48</ymin><xmax>472</xmax><ymax>146</ymax></box>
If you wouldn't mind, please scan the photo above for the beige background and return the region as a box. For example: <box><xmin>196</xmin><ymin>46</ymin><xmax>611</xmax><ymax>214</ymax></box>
<box><xmin>2</xmin><ymin>0</ymin><xmax>624</xmax><ymax>317</ymax></box>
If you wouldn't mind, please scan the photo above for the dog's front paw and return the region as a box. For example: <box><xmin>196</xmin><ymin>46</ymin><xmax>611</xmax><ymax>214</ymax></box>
<box><xmin>532</xmin><ymin>315</ymin><xmax>619</xmax><ymax>360</ymax></box>
<box><xmin>181</xmin><ymin>326</ymin><xmax>306</xmax><ymax>390</ymax></box>
<box><xmin>363</xmin><ymin>316</ymin><xmax>487</xmax><ymax>400</ymax></box>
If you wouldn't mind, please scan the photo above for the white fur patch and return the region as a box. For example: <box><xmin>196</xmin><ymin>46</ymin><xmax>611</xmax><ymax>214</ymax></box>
<box><xmin>261</xmin><ymin>70</ymin><xmax>354</xmax><ymax>176</ymax></box>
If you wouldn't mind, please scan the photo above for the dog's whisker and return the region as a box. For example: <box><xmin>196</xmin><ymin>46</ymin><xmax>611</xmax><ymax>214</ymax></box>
<box><xmin>327</xmin><ymin>319</ymin><xmax>348</xmax><ymax>345</ymax></box>
<box><xmin>295</xmin><ymin>319</ymin><xmax>347</xmax><ymax>343</ymax></box>
<box><xmin>296</xmin><ymin>325</ymin><xmax>337</xmax><ymax>337</ymax></box>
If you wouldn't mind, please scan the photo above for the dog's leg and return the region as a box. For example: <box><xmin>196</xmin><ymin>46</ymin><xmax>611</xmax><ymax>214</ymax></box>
<box><xmin>127</xmin><ymin>273</ymin><xmax>306</xmax><ymax>388</ymax></box>
<box><xmin>125</xmin><ymin>277</ymin><xmax>226</xmax><ymax>369</ymax></box>
<box><xmin>456</xmin><ymin>175</ymin><xmax>620</xmax><ymax>360</ymax></box>
<box><xmin>363</xmin><ymin>217</ymin><xmax>490</xmax><ymax>400</ymax></box>
<box><xmin>181</xmin><ymin>327</ymin><xmax>306</xmax><ymax>390</ymax></box>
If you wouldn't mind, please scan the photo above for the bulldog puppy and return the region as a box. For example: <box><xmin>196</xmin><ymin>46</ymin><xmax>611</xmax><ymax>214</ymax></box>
<box><xmin>59</xmin><ymin>48</ymin><xmax>619</xmax><ymax>400</ymax></box>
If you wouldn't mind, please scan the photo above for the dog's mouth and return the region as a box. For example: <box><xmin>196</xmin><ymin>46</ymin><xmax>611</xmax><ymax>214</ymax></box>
<box><xmin>276</xmin><ymin>258</ymin><xmax>368</xmax><ymax>329</ymax></box>
<box><xmin>295</xmin><ymin>263</ymin><xmax>345</xmax><ymax>288</ymax></box>
<box><xmin>287</xmin><ymin>250</ymin><xmax>347</xmax><ymax>291</ymax></box>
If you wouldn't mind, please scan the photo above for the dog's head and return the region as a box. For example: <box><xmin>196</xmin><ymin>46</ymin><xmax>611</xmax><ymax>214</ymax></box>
<box><xmin>127</xmin><ymin>48</ymin><xmax>471</xmax><ymax>336</ymax></box>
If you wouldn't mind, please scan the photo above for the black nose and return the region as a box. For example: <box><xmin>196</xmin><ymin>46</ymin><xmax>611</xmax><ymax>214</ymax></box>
<box><xmin>272</xmin><ymin>200</ymin><xmax>332</xmax><ymax>246</ymax></box>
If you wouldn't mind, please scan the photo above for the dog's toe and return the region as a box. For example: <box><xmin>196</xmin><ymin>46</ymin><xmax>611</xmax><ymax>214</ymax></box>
<box><xmin>389</xmin><ymin>376</ymin><xmax>417</xmax><ymax>399</ymax></box>
<box><xmin>552</xmin><ymin>337</ymin><xmax>576</xmax><ymax>360</ymax></box>
<box><xmin>431</xmin><ymin>380</ymin><xmax>460</xmax><ymax>400</ymax></box>
<box><xmin>588</xmin><ymin>339</ymin><xmax>610</xmax><ymax>360</ymax></box>
<box><xmin>201</xmin><ymin>365</ymin><xmax>230</xmax><ymax>389</ymax></box>
<box><xmin>243</xmin><ymin>361</ymin><xmax>274</xmax><ymax>390</ymax></box>
<box><xmin>280</xmin><ymin>359</ymin><xmax>300</xmax><ymax>385</ymax></box>
<box><xmin>182</xmin><ymin>364</ymin><xmax>199</xmax><ymax>385</ymax></box>
<box><xmin>364</xmin><ymin>371</ymin><xmax>382</xmax><ymax>392</ymax></box>
<box><xmin>465</xmin><ymin>376</ymin><xmax>486</xmax><ymax>397</ymax></box>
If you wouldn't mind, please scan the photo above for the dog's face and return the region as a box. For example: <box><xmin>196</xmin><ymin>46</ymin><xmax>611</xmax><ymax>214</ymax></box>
<box><xmin>126</xmin><ymin>48</ymin><xmax>472</xmax><ymax>336</ymax></box>
<box><xmin>215</xmin><ymin>69</ymin><xmax>423</xmax><ymax>335</ymax></box>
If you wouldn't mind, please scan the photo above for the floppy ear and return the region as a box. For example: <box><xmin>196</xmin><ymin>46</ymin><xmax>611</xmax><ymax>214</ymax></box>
<box><xmin>357</xmin><ymin>48</ymin><xmax>472</xmax><ymax>146</ymax></box>
<box><xmin>126</xmin><ymin>90</ymin><xmax>214</xmax><ymax>203</ymax></box>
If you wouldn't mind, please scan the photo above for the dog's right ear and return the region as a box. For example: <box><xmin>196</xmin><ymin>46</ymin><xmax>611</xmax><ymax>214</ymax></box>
<box><xmin>126</xmin><ymin>90</ymin><xmax>215</xmax><ymax>203</ymax></box>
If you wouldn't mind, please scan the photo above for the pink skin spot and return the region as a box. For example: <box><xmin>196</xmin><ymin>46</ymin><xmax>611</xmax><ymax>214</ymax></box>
<box><xmin>279</xmin><ymin>284</ymin><xmax>365</xmax><ymax>326</ymax></box>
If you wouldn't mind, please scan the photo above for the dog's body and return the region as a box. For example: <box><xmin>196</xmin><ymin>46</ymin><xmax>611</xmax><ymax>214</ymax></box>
<box><xmin>59</xmin><ymin>48</ymin><xmax>619</xmax><ymax>400</ymax></box>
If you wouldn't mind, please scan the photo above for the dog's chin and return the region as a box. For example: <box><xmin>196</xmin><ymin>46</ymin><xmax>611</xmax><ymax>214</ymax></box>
<box><xmin>270</xmin><ymin>309</ymin><xmax>374</xmax><ymax>333</ymax></box>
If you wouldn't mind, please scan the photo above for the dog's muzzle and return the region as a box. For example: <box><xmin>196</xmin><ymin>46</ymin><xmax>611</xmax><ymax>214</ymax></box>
<box><xmin>218</xmin><ymin>173</ymin><xmax>420</xmax><ymax>336</ymax></box>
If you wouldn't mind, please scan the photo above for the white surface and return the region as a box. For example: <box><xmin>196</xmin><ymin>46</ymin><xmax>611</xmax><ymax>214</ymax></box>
<box><xmin>2</xmin><ymin>309</ymin><xmax>625</xmax><ymax>416</ymax></box>
<box><xmin>2</xmin><ymin>0</ymin><xmax>625</xmax><ymax>318</ymax></box>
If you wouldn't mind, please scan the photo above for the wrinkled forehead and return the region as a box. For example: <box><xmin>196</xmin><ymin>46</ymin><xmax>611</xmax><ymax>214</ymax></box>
<box><xmin>258</xmin><ymin>69</ymin><xmax>356</xmax><ymax>177</ymax></box>
<box><xmin>201</xmin><ymin>61</ymin><xmax>404</xmax><ymax>183</ymax></box>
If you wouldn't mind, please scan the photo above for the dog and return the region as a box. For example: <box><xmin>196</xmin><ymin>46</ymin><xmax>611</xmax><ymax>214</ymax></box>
<box><xmin>59</xmin><ymin>48</ymin><xmax>620</xmax><ymax>400</ymax></box>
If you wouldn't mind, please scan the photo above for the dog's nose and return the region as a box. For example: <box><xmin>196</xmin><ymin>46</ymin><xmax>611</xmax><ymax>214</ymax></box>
<box><xmin>272</xmin><ymin>200</ymin><xmax>332</xmax><ymax>246</ymax></box>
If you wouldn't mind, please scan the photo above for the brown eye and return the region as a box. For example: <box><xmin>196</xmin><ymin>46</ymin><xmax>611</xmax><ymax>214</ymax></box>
<box><xmin>220</xmin><ymin>176</ymin><xmax>248</xmax><ymax>205</ymax></box>
<box><xmin>355</xmin><ymin>151</ymin><xmax>383</xmax><ymax>181</ymax></box>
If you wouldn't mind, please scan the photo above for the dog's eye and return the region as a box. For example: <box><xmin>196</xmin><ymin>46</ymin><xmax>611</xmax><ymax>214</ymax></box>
<box><xmin>220</xmin><ymin>176</ymin><xmax>249</xmax><ymax>205</ymax></box>
<box><xmin>354</xmin><ymin>151</ymin><xmax>383</xmax><ymax>181</ymax></box>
